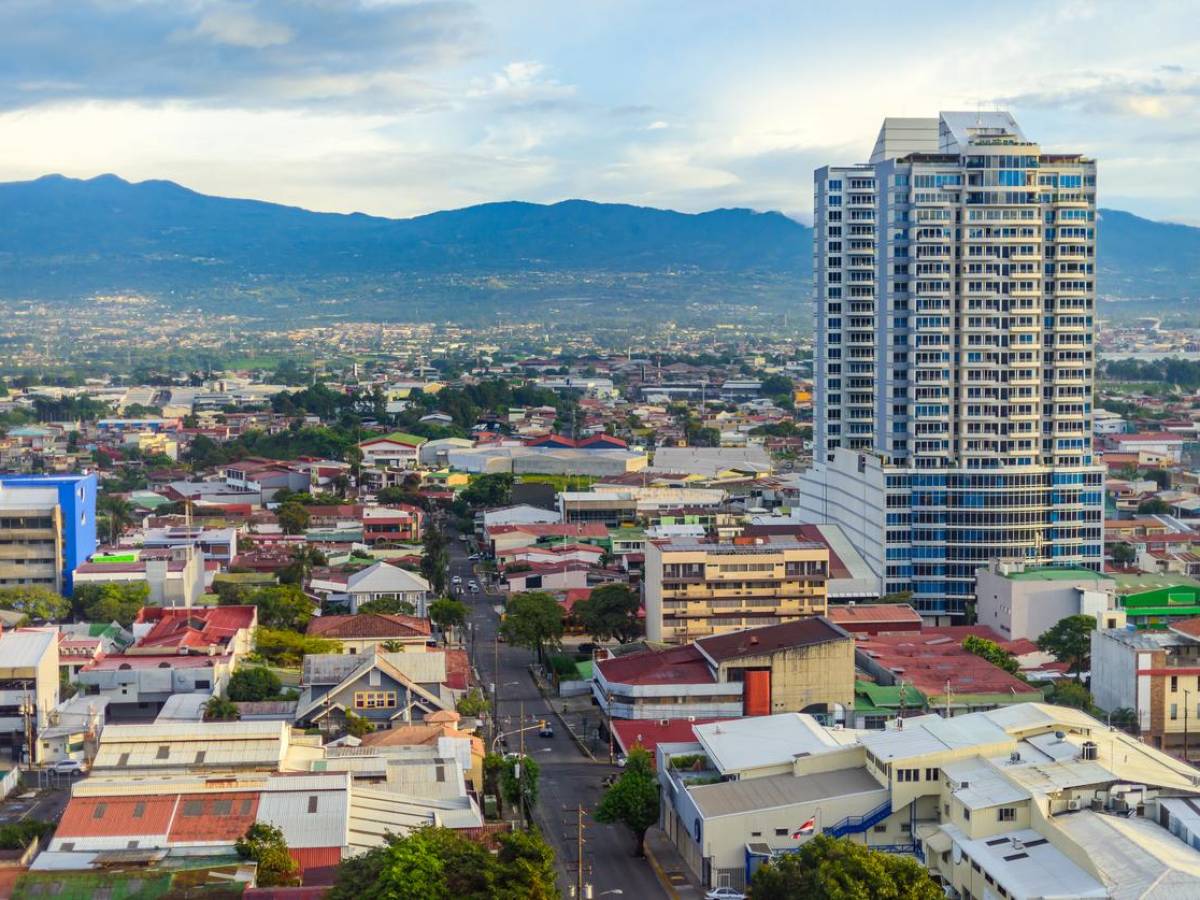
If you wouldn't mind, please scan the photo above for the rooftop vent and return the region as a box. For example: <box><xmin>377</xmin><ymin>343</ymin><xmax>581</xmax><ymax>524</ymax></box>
<box><xmin>1081</xmin><ymin>741</ymin><xmax>1098</xmax><ymax>761</ymax></box>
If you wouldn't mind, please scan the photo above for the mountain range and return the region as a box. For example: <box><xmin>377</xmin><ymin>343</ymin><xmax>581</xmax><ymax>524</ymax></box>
<box><xmin>0</xmin><ymin>174</ymin><xmax>1196</xmax><ymax>321</ymax></box>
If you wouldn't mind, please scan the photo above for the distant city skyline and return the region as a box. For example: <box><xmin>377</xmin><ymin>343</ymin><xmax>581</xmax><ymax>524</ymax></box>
<box><xmin>1</xmin><ymin>1</ymin><xmax>1198</xmax><ymax>223</ymax></box>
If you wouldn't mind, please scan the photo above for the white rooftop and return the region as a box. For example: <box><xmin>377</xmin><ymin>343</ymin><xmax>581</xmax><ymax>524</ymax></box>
<box><xmin>694</xmin><ymin>713</ymin><xmax>858</xmax><ymax>774</ymax></box>
<box><xmin>1055</xmin><ymin>809</ymin><xmax>1200</xmax><ymax>899</ymax></box>
<box><xmin>0</xmin><ymin>628</ymin><xmax>57</xmax><ymax>669</ymax></box>
<box><xmin>860</xmin><ymin>713</ymin><xmax>1012</xmax><ymax>762</ymax></box>
<box><xmin>941</xmin><ymin>757</ymin><xmax>1031</xmax><ymax>810</ymax></box>
<box><xmin>940</xmin><ymin>823</ymin><xmax>1106</xmax><ymax>899</ymax></box>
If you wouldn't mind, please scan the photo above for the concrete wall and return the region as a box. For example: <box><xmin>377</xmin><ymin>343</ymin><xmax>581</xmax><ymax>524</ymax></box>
<box><xmin>1090</xmin><ymin>631</ymin><xmax>1140</xmax><ymax>726</ymax></box>
<box><xmin>975</xmin><ymin>570</ymin><xmax>1104</xmax><ymax>642</ymax></box>
<box><xmin>717</xmin><ymin>638</ymin><xmax>855</xmax><ymax>719</ymax></box>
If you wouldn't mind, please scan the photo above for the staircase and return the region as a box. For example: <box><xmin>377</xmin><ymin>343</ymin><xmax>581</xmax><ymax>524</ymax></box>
<box><xmin>824</xmin><ymin>799</ymin><xmax>892</xmax><ymax>837</ymax></box>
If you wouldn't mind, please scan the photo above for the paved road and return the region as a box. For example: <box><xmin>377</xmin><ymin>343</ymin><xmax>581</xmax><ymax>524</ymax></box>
<box><xmin>447</xmin><ymin>530</ymin><xmax>665</xmax><ymax>899</ymax></box>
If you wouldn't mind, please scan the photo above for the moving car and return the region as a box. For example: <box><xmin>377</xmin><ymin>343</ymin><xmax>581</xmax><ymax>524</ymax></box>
<box><xmin>538</xmin><ymin>724</ymin><xmax>555</xmax><ymax>738</ymax></box>
<box><xmin>468</xmin><ymin>581</ymin><xmax>479</xmax><ymax>593</ymax></box>
<box><xmin>704</xmin><ymin>889</ymin><xmax>746</xmax><ymax>900</ymax></box>
<box><xmin>468</xmin><ymin>553</ymin><xmax>482</xmax><ymax>560</ymax></box>
<box><xmin>451</xmin><ymin>575</ymin><xmax>462</xmax><ymax>585</ymax></box>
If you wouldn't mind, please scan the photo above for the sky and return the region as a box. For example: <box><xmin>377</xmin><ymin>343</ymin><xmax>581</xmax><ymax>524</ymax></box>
<box><xmin>2</xmin><ymin>0</ymin><xmax>1199</xmax><ymax>223</ymax></box>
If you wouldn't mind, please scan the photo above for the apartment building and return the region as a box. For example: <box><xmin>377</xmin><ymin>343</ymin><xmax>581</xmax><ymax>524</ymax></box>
<box><xmin>643</xmin><ymin>535</ymin><xmax>829</xmax><ymax>643</ymax></box>
<box><xmin>797</xmin><ymin>112</ymin><xmax>1103</xmax><ymax>619</ymax></box>
<box><xmin>658</xmin><ymin>703</ymin><xmax>1200</xmax><ymax>895</ymax></box>
<box><xmin>0</xmin><ymin>473</ymin><xmax>97</xmax><ymax>594</ymax></box>
<box><xmin>0</xmin><ymin>628</ymin><xmax>60</xmax><ymax>764</ymax></box>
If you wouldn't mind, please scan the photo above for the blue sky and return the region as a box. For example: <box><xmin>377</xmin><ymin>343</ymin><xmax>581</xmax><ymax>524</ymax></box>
<box><xmin>2</xmin><ymin>0</ymin><xmax>1199</xmax><ymax>223</ymax></box>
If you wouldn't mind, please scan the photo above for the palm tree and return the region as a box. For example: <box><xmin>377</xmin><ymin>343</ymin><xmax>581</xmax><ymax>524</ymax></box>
<box><xmin>97</xmin><ymin>495</ymin><xmax>134</xmax><ymax>545</ymax></box>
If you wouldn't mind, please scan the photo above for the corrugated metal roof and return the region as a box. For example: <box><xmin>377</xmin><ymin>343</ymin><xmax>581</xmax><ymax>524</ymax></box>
<box><xmin>689</xmin><ymin>767</ymin><xmax>884</xmax><ymax>818</ymax></box>
<box><xmin>0</xmin><ymin>629</ymin><xmax>56</xmax><ymax>669</ymax></box>
<box><xmin>258</xmin><ymin>773</ymin><xmax>350</xmax><ymax>849</ymax></box>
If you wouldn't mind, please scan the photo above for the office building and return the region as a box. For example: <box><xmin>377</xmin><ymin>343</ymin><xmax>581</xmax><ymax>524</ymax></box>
<box><xmin>643</xmin><ymin>535</ymin><xmax>829</xmax><ymax>643</ymax></box>
<box><xmin>797</xmin><ymin>112</ymin><xmax>1103</xmax><ymax>618</ymax></box>
<box><xmin>0</xmin><ymin>473</ymin><xmax>97</xmax><ymax>594</ymax></box>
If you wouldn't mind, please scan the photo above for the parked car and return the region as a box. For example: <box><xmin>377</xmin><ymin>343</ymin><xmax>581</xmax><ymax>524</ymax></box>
<box><xmin>52</xmin><ymin>759</ymin><xmax>84</xmax><ymax>775</ymax></box>
<box><xmin>451</xmin><ymin>575</ymin><xmax>462</xmax><ymax>585</ymax></box>
<box><xmin>468</xmin><ymin>581</ymin><xmax>479</xmax><ymax>593</ymax></box>
<box><xmin>538</xmin><ymin>724</ymin><xmax>555</xmax><ymax>738</ymax></box>
<box><xmin>704</xmin><ymin>889</ymin><xmax>746</xmax><ymax>900</ymax></box>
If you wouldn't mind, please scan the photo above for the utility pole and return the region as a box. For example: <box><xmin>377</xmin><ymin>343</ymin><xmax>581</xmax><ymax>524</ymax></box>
<box><xmin>944</xmin><ymin>679</ymin><xmax>952</xmax><ymax>719</ymax></box>
<box><xmin>493</xmin><ymin>630</ymin><xmax>501</xmax><ymax>747</ymax></box>
<box><xmin>519</xmin><ymin>700</ymin><xmax>526</xmax><ymax>761</ymax></box>
<box><xmin>576</xmin><ymin>803</ymin><xmax>586</xmax><ymax>900</ymax></box>
<box><xmin>1186</xmin><ymin>689</ymin><xmax>1191</xmax><ymax>761</ymax></box>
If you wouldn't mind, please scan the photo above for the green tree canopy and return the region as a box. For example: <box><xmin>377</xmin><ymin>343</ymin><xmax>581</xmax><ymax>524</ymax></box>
<box><xmin>500</xmin><ymin>754</ymin><xmax>540</xmax><ymax>811</ymax></box>
<box><xmin>358</xmin><ymin>596</ymin><xmax>417</xmax><ymax>615</ymax></box>
<box><xmin>594</xmin><ymin>746</ymin><xmax>659</xmax><ymax>857</ymax></box>
<box><xmin>429</xmin><ymin>597</ymin><xmax>468</xmax><ymax>641</ymax></box>
<box><xmin>572</xmin><ymin>582</ymin><xmax>642</xmax><ymax>643</ymax></box>
<box><xmin>500</xmin><ymin>591</ymin><xmax>564</xmax><ymax>661</ymax></box>
<box><xmin>254</xmin><ymin>627</ymin><xmax>341</xmax><ymax>667</ymax></box>
<box><xmin>277</xmin><ymin>502</ymin><xmax>311</xmax><ymax>535</ymax></box>
<box><xmin>750</xmin><ymin>833</ymin><xmax>943</xmax><ymax>900</ymax></box>
<box><xmin>455</xmin><ymin>687</ymin><xmax>490</xmax><ymax>717</ymax></box>
<box><xmin>231</xmin><ymin>584</ymin><xmax>314</xmax><ymax>631</ymax></box>
<box><xmin>235</xmin><ymin>823</ymin><xmax>299</xmax><ymax>888</ymax></box>
<box><xmin>0</xmin><ymin>586</ymin><xmax>70</xmax><ymax>623</ymax></box>
<box><xmin>1138</xmin><ymin>497</ymin><xmax>1171</xmax><ymax>515</ymax></box>
<box><xmin>461</xmin><ymin>473</ymin><xmax>514</xmax><ymax>509</ymax></box>
<box><xmin>1036</xmin><ymin>614</ymin><xmax>1096</xmax><ymax>678</ymax></box>
<box><xmin>1111</xmin><ymin>541</ymin><xmax>1137</xmax><ymax>565</ymax></box>
<box><xmin>227</xmin><ymin>666</ymin><xmax>283</xmax><ymax>702</ymax></box>
<box><xmin>961</xmin><ymin>634</ymin><xmax>1019</xmax><ymax>675</ymax></box>
<box><xmin>73</xmin><ymin>581</ymin><xmax>148</xmax><ymax>627</ymax></box>
<box><xmin>203</xmin><ymin>695</ymin><xmax>240</xmax><ymax>721</ymax></box>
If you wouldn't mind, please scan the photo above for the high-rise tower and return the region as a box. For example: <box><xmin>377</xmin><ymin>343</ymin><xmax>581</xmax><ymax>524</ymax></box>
<box><xmin>797</xmin><ymin>112</ymin><xmax>1103</xmax><ymax>619</ymax></box>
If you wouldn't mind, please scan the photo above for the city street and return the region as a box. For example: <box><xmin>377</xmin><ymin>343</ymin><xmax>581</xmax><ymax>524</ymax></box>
<box><xmin>448</xmin><ymin>530</ymin><xmax>665</xmax><ymax>899</ymax></box>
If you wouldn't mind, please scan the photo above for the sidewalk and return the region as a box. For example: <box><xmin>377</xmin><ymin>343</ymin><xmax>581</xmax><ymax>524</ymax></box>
<box><xmin>644</xmin><ymin>826</ymin><xmax>705</xmax><ymax>899</ymax></box>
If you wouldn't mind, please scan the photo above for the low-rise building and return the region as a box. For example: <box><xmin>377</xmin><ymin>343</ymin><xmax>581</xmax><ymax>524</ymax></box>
<box><xmin>305</xmin><ymin>613</ymin><xmax>432</xmax><ymax>655</ymax></box>
<box><xmin>644</xmin><ymin>536</ymin><xmax>830</xmax><ymax>643</ymax></box>
<box><xmin>309</xmin><ymin>561</ymin><xmax>431</xmax><ymax>616</ymax></box>
<box><xmin>0</xmin><ymin>627</ymin><xmax>60</xmax><ymax>763</ymax></box>
<box><xmin>77</xmin><ymin>654</ymin><xmax>235</xmax><ymax>719</ymax></box>
<box><xmin>974</xmin><ymin>560</ymin><xmax>1116</xmax><ymax>641</ymax></box>
<box><xmin>362</xmin><ymin>505</ymin><xmax>422</xmax><ymax>544</ymax></box>
<box><xmin>73</xmin><ymin>546</ymin><xmax>206</xmax><ymax>609</ymax></box>
<box><xmin>359</xmin><ymin>432</ymin><xmax>426</xmax><ymax>469</ymax></box>
<box><xmin>128</xmin><ymin>605</ymin><xmax>257</xmax><ymax>658</ymax></box>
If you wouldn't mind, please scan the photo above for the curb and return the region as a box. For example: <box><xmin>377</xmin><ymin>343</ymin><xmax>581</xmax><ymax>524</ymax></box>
<box><xmin>644</xmin><ymin>839</ymin><xmax>682</xmax><ymax>900</ymax></box>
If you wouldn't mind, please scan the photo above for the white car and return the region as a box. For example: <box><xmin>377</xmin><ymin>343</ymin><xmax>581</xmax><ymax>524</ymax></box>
<box><xmin>451</xmin><ymin>575</ymin><xmax>462</xmax><ymax>585</ymax></box>
<box><xmin>52</xmin><ymin>759</ymin><xmax>85</xmax><ymax>775</ymax></box>
<box><xmin>468</xmin><ymin>581</ymin><xmax>479</xmax><ymax>593</ymax></box>
<box><xmin>704</xmin><ymin>889</ymin><xmax>745</xmax><ymax>900</ymax></box>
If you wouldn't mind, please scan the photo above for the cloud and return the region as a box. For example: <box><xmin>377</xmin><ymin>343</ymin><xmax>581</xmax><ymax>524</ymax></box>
<box><xmin>0</xmin><ymin>0</ymin><xmax>484</xmax><ymax>110</ymax></box>
<box><xmin>998</xmin><ymin>68</ymin><xmax>1200</xmax><ymax>119</ymax></box>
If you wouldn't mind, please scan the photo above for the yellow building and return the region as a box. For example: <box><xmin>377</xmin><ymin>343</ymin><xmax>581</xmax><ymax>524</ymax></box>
<box><xmin>644</xmin><ymin>536</ymin><xmax>829</xmax><ymax>643</ymax></box>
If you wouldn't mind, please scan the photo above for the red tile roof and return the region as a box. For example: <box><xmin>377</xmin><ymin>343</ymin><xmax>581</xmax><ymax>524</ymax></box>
<box><xmin>487</xmin><ymin>523</ymin><xmax>609</xmax><ymax>539</ymax></box>
<box><xmin>305</xmin><ymin>613</ymin><xmax>431</xmax><ymax>640</ymax></box>
<box><xmin>443</xmin><ymin>648</ymin><xmax>470</xmax><ymax>691</ymax></box>
<box><xmin>81</xmin><ymin>654</ymin><xmax>234</xmax><ymax>671</ymax></box>
<box><xmin>596</xmin><ymin>644</ymin><xmax>714</xmax><ymax>687</ymax></box>
<box><xmin>826</xmin><ymin>604</ymin><xmax>923</xmax><ymax>631</ymax></box>
<box><xmin>57</xmin><ymin>795</ymin><xmax>177</xmax><ymax>838</ymax></box>
<box><xmin>1169</xmin><ymin>617</ymin><xmax>1200</xmax><ymax>640</ymax></box>
<box><xmin>1114</xmin><ymin>432</ymin><xmax>1186</xmax><ymax>443</ymax></box>
<box><xmin>132</xmin><ymin>606</ymin><xmax>257</xmax><ymax>653</ymax></box>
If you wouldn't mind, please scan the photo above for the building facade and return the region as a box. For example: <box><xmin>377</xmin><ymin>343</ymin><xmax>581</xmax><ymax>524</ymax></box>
<box><xmin>643</xmin><ymin>536</ymin><xmax>829</xmax><ymax>643</ymax></box>
<box><xmin>0</xmin><ymin>473</ymin><xmax>97</xmax><ymax>594</ymax></box>
<box><xmin>798</xmin><ymin>112</ymin><xmax>1104</xmax><ymax>619</ymax></box>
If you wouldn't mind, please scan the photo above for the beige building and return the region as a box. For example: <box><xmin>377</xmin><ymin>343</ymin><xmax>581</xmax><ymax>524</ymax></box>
<box><xmin>0</xmin><ymin>627</ymin><xmax>61</xmax><ymax>764</ymax></box>
<box><xmin>644</xmin><ymin>536</ymin><xmax>829</xmax><ymax>643</ymax></box>
<box><xmin>0</xmin><ymin>486</ymin><xmax>64</xmax><ymax>592</ymax></box>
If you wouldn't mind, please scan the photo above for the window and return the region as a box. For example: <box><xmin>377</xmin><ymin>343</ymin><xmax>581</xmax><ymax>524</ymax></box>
<box><xmin>775</xmin><ymin>828</ymin><xmax>788</xmax><ymax>836</ymax></box>
<box><xmin>92</xmin><ymin>803</ymin><xmax>107</xmax><ymax>819</ymax></box>
<box><xmin>1172</xmin><ymin>676</ymin><xmax>1179</xmax><ymax>693</ymax></box>
<box><xmin>998</xmin><ymin>807</ymin><xmax>1016</xmax><ymax>822</ymax></box>
<box><xmin>212</xmin><ymin>799</ymin><xmax>232</xmax><ymax>815</ymax></box>
<box><xmin>874</xmin><ymin>824</ymin><xmax>887</xmax><ymax>833</ymax></box>
<box><xmin>156</xmin><ymin>745</ymin><xmax>170</xmax><ymax>760</ymax></box>
<box><xmin>195</xmin><ymin>751</ymin><xmax>206</xmax><ymax>764</ymax></box>
<box><xmin>183</xmin><ymin>800</ymin><xmax>204</xmax><ymax>817</ymax></box>
<box><xmin>132</xmin><ymin>802</ymin><xmax>146</xmax><ymax>819</ymax></box>
<box><xmin>240</xmin><ymin>798</ymin><xmax>254</xmax><ymax>815</ymax></box>
<box><xmin>1172</xmin><ymin>704</ymin><xmax>1179</xmax><ymax>721</ymax></box>
<box><xmin>308</xmin><ymin>796</ymin><xmax>319</xmax><ymax>814</ymax></box>
<box><xmin>354</xmin><ymin>691</ymin><xmax>397</xmax><ymax>709</ymax></box>
<box><xmin>963</xmin><ymin>808</ymin><xmax>971</xmax><ymax>821</ymax></box>
<box><xmin>925</xmin><ymin>768</ymin><xmax>938</xmax><ymax>782</ymax></box>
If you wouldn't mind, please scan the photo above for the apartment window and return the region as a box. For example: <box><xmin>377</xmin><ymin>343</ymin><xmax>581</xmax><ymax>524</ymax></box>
<box><xmin>925</xmin><ymin>768</ymin><xmax>938</xmax><ymax>782</ymax></box>
<box><xmin>1172</xmin><ymin>704</ymin><xmax>1179</xmax><ymax>721</ymax></box>
<box><xmin>183</xmin><ymin>800</ymin><xmax>204</xmax><ymax>817</ymax></box>
<box><xmin>92</xmin><ymin>803</ymin><xmax>107</xmax><ymax>820</ymax></box>
<box><xmin>132</xmin><ymin>802</ymin><xmax>146</xmax><ymax>819</ymax></box>
<box><xmin>211</xmin><ymin>799</ymin><xmax>233</xmax><ymax>816</ymax></box>
<box><xmin>354</xmin><ymin>691</ymin><xmax>396</xmax><ymax>709</ymax></box>
<box><xmin>156</xmin><ymin>745</ymin><xmax>170</xmax><ymax>760</ymax></box>
<box><xmin>998</xmin><ymin>807</ymin><xmax>1016</xmax><ymax>822</ymax></box>
<box><xmin>896</xmin><ymin>768</ymin><xmax>919</xmax><ymax>782</ymax></box>
<box><xmin>240</xmin><ymin>798</ymin><xmax>254</xmax><ymax>815</ymax></box>
<box><xmin>308</xmin><ymin>796</ymin><xmax>319</xmax><ymax>814</ymax></box>
<box><xmin>1172</xmin><ymin>676</ymin><xmax>1179</xmax><ymax>693</ymax></box>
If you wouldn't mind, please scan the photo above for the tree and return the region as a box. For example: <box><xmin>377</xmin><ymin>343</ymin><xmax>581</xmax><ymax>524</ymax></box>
<box><xmin>1036</xmin><ymin>614</ymin><xmax>1096</xmax><ymax>679</ymax></box>
<box><xmin>1138</xmin><ymin>497</ymin><xmax>1171</xmax><ymax>515</ymax></box>
<box><xmin>327</xmin><ymin>826</ymin><xmax>558</xmax><ymax>900</ymax></box>
<box><xmin>345</xmin><ymin>710</ymin><xmax>373</xmax><ymax>738</ymax></box>
<box><xmin>461</xmin><ymin>473</ymin><xmax>513</xmax><ymax>509</ymax></box>
<box><xmin>455</xmin><ymin>687</ymin><xmax>490</xmax><ymax>717</ymax></box>
<box><xmin>429</xmin><ymin>597</ymin><xmax>468</xmax><ymax>643</ymax></box>
<box><xmin>421</xmin><ymin>523</ymin><xmax>450</xmax><ymax>596</ymax></box>
<box><xmin>235</xmin><ymin>823</ymin><xmax>300</xmax><ymax>888</ymax></box>
<box><xmin>74</xmin><ymin>581</ymin><xmax>149</xmax><ymax>627</ymax></box>
<box><xmin>1112</xmin><ymin>541</ymin><xmax>1137</xmax><ymax>565</ymax></box>
<box><xmin>1047</xmin><ymin>679</ymin><xmax>1095</xmax><ymax>712</ymax></box>
<box><xmin>203</xmin><ymin>695</ymin><xmax>240</xmax><ymax>721</ymax></box>
<box><xmin>961</xmin><ymin>634</ymin><xmax>1020</xmax><ymax>675</ymax></box>
<box><xmin>572</xmin><ymin>582</ymin><xmax>642</xmax><ymax>643</ymax></box>
<box><xmin>227</xmin><ymin>666</ymin><xmax>282</xmax><ymax>702</ymax></box>
<box><xmin>97</xmin><ymin>494</ymin><xmax>135</xmax><ymax>544</ymax></box>
<box><xmin>232</xmin><ymin>584</ymin><xmax>314</xmax><ymax>631</ymax></box>
<box><xmin>277</xmin><ymin>502</ymin><xmax>311</xmax><ymax>535</ymax></box>
<box><xmin>254</xmin><ymin>628</ymin><xmax>342</xmax><ymax>667</ymax></box>
<box><xmin>1108</xmin><ymin>706</ymin><xmax>1139</xmax><ymax>733</ymax></box>
<box><xmin>594</xmin><ymin>746</ymin><xmax>659</xmax><ymax>857</ymax></box>
<box><xmin>750</xmin><ymin>834</ymin><xmax>942</xmax><ymax>900</ymax></box>
<box><xmin>357</xmin><ymin>596</ymin><xmax>417</xmax><ymax>615</ymax></box>
<box><xmin>500</xmin><ymin>591</ymin><xmax>564</xmax><ymax>662</ymax></box>
<box><xmin>500</xmin><ymin>754</ymin><xmax>539</xmax><ymax>810</ymax></box>
<box><xmin>0</xmin><ymin>586</ymin><xmax>70</xmax><ymax>623</ymax></box>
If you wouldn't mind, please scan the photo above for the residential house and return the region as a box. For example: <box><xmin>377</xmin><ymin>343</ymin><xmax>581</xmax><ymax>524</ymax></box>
<box><xmin>362</xmin><ymin>505</ymin><xmax>422</xmax><ymax>544</ymax></box>
<box><xmin>77</xmin><ymin>654</ymin><xmax>235</xmax><ymax>720</ymax></box>
<box><xmin>0</xmin><ymin>627</ymin><xmax>60</xmax><ymax>763</ymax></box>
<box><xmin>309</xmin><ymin>561</ymin><xmax>431</xmax><ymax>616</ymax></box>
<box><xmin>358</xmin><ymin>433</ymin><xmax>426</xmax><ymax>469</ymax></box>
<box><xmin>305</xmin><ymin>613</ymin><xmax>432</xmax><ymax>655</ymax></box>
<box><xmin>127</xmin><ymin>605</ymin><xmax>258</xmax><ymax>659</ymax></box>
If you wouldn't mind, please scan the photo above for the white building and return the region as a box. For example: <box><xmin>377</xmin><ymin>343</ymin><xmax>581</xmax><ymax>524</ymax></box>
<box><xmin>974</xmin><ymin>559</ymin><xmax>1116</xmax><ymax>641</ymax></box>
<box><xmin>799</xmin><ymin>112</ymin><xmax>1104</xmax><ymax>620</ymax></box>
<box><xmin>309</xmin><ymin>561</ymin><xmax>432</xmax><ymax>616</ymax></box>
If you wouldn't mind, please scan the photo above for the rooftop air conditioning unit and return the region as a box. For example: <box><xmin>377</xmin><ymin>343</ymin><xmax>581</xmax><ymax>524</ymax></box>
<box><xmin>1067</xmin><ymin>799</ymin><xmax>1083</xmax><ymax>811</ymax></box>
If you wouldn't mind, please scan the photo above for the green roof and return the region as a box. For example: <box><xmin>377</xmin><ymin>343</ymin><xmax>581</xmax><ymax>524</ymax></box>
<box><xmin>1113</xmin><ymin>572</ymin><xmax>1200</xmax><ymax>592</ymax></box>
<box><xmin>1121</xmin><ymin>585</ymin><xmax>1200</xmax><ymax>608</ymax></box>
<box><xmin>91</xmin><ymin>552</ymin><xmax>139</xmax><ymax>564</ymax></box>
<box><xmin>363</xmin><ymin>431</ymin><xmax>426</xmax><ymax>446</ymax></box>
<box><xmin>854</xmin><ymin>680</ymin><xmax>927</xmax><ymax>712</ymax></box>
<box><xmin>575</xmin><ymin>660</ymin><xmax>594</xmax><ymax>680</ymax></box>
<box><xmin>1126</xmin><ymin>606</ymin><xmax>1200</xmax><ymax>619</ymax></box>
<box><xmin>1002</xmin><ymin>565</ymin><xmax>1111</xmax><ymax>582</ymax></box>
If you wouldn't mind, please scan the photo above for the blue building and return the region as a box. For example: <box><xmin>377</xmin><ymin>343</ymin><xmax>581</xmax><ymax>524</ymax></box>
<box><xmin>0</xmin><ymin>473</ymin><xmax>97</xmax><ymax>594</ymax></box>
